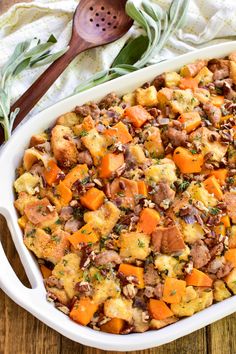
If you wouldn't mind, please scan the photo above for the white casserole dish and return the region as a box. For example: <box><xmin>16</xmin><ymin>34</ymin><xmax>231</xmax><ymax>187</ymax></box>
<box><xmin>1</xmin><ymin>41</ymin><xmax>236</xmax><ymax>351</ymax></box>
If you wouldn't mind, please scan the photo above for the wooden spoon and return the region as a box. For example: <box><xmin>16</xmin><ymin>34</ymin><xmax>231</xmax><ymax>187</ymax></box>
<box><xmin>0</xmin><ymin>0</ymin><xmax>133</xmax><ymax>143</ymax></box>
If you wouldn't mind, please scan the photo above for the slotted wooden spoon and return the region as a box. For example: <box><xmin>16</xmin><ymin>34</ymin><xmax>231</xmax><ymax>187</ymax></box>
<box><xmin>0</xmin><ymin>0</ymin><xmax>133</xmax><ymax>143</ymax></box>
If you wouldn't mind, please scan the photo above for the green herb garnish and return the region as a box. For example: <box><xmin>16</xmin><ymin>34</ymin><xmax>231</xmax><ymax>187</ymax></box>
<box><xmin>190</xmin><ymin>149</ymin><xmax>197</xmax><ymax>155</ymax></box>
<box><xmin>93</xmin><ymin>272</ymin><xmax>103</xmax><ymax>282</ymax></box>
<box><xmin>138</xmin><ymin>239</ymin><xmax>145</xmax><ymax>248</ymax></box>
<box><xmin>43</xmin><ymin>227</ymin><xmax>52</xmax><ymax>234</ymax></box>
<box><xmin>209</xmin><ymin>207</ymin><xmax>220</xmax><ymax>215</ymax></box>
<box><xmin>75</xmin><ymin>0</ymin><xmax>190</xmax><ymax>93</ymax></box>
<box><xmin>178</xmin><ymin>180</ymin><xmax>190</xmax><ymax>192</ymax></box>
<box><xmin>0</xmin><ymin>36</ymin><xmax>67</xmax><ymax>140</ymax></box>
<box><xmin>79</xmin><ymin>130</ymin><xmax>88</xmax><ymax>137</ymax></box>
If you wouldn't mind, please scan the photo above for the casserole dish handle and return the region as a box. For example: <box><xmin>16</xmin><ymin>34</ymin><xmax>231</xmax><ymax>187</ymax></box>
<box><xmin>0</xmin><ymin>207</ymin><xmax>36</xmax><ymax>305</ymax></box>
<box><xmin>0</xmin><ymin>240</ymin><xmax>33</xmax><ymax>302</ymax></box>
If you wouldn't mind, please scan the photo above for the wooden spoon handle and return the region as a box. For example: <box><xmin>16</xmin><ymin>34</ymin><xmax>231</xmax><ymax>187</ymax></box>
<box><xmin>11</xmin><ymin>41</ymin><xmax>87</xmax><ymax>130</ymax></box>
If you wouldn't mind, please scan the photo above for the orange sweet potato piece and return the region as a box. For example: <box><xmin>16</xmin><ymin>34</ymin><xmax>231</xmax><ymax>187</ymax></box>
<box><xmin>63</xmin><ymin>164</ymin><xmax>89</xmax><ymax>189</ymax></box>
<box><xmin>214</xmin><ymin>224</ymin><xmax>226</xmax><ymax>237</ymax></box>
<box><xmin>221</xmin><ymin>114</ymin><xmax>233</xmax><ymax>122</ymax></box>
<box><xmin>125</xmin><ymin>105</ymin><xmax>152</xmax><ymax>128</ymax></box>
<box><xmin>40</xmin><ymin>264</ymin><xmax>52</xmax><ymax>279</ymax></box>
<box><xmin>179</xmin><ymin>77</ymin><xmax>198</xmax><ymax>90</ymax></box>
<box><xmin>56</xmin><ymin>182</ymin><xmax>72</xmax><ymax>206</ymax></box>
<box><xmin>211</xmin><ymin>95</ymin><xmax>224</xmax><ymax>107</ymax></box>
<box><xmin>104</xmin><ymin>121</ymin><xmax>132</xmax><ymax>144</ymax></box>
<box><xmin>173</xmin><ymin>147</ymin><xmax>203</xmax><ymax>173</ymax></box>
<box><xmin>99</xmin><ymin>153</ymin><xmax>124</xmax><ymax>178</ymax></box>
<box><xmin>80</xmin><ymin>187</ymin><xmax>105</xmax><ymax>211</ymax></box>
<box><xmin>100</xmin><ymin>318</ymin><xmax>125</xmax><ymax>334</ymax></box>
<box><xmin>137</xmin><ymin>181</ymin><xmax>148</xmax><ymax>197</ymax></box>
<box><xmin>70</xmin><ymin>298</ymin><xmax>98</xmax><ymax>326</ymax></box>
<box><xmin>118</xmin><ymin>264</ymin><xmax>144</xmax><ymax>288</ymax></box>
<box><xmin>203</xmin><ymin>175</ymin><xmax>223</xmax><ymax>200</ymax></box>
<box><xmin>137</xmin><ymin>208</ymin><xmax>160</xmax><ymax>235</ymax></box>
<box><xmin>209</xmin><ymin>169</ymin><xmax>227</xmax><ymax>186</ymax></box>
<box><xmin>220</xmin><ymin>215</ymin><xmax>231</xmax><ymax>228</ymax></box>
<box><xmin>162</xmin><ymin>277</ymin><xmax>186</xmax><ymax>304</ymax></box>
<box><xmin>148</xmin><ymin>299</ymin><xmax>174</xmax><ymax>320</ymax></box>
<box><xmin>178</xmin><ymin>112</ymin><xmax>201</xmax><ymax>133</ymax></box>
<box><xmin>67</xmin><ymin>224</ymin><xmax>99</xmax><ymax>248</ymax></box>
<box><xmin>224</xmin><ymin>249</ymin><xmax>236</xmax><ymax>267</ymax></box>
<box><xmin>186</xmin><ymin>268</ymin><xmax>213</xmax><ymax>287</ymax></box>
<box><xmin>43</xmin><ymin>160</ymin><xmax>62</xmax><ymax>186</ymax></box>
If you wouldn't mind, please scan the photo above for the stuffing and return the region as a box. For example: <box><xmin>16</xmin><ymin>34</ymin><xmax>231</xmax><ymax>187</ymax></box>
<box><xmin>51</xmin><ymin>125</ymin><xmax>78</xmax><ymax>168</ymax></box>
<box><xmin>14</xmin><ymin>172</ymin><xmax>40</xmax><ymax>195</ymax></box>
<box><xmin>119</xmin><ymin>232</ymin><xmax>151</xmax><ymax>260</ymax></box>
<box><xmin>136</xmin><ymin>86</ymin><xmax>158</xmax><ymax>106</ymax></box>
<box><xmin>104</xmin><ymin>297</ymin><xmax>133</xmax><ymax>322</ymax></box>
<box><xmin>145</xmin><ymin>158</ymin><xmax>177</xmax><ymax>185</ymax></box>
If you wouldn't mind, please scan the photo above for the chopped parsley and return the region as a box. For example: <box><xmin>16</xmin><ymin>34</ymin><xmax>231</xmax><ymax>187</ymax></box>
<box><xmin>51</xmin><ymin>235</ymin><xmax>61</xmax><ymax>243</ymax></box>
<box><xmin>114</xmin><ymin>224</ymin><xmax>125</xmax><ymax>235</ymax></box>
<box><xmin>81</xmin><ymin>176</ymin><xmax>90</xmax><ymax>185</ymax></box>
<box><xmin>43</xmin><ymin>227</ymin><xmax>52</xmax><ymax>234</ymax></box>
<box><xmin>138</xmin><ymin>239</ymin><xmax>145</xmax><ymax>248</ymax></box>
<box><xmin>79</xmin><ymin>130</ymin><xmax>88</xmax><ymax>137</ymax></box>
<box><xmin>190</xmin><ymin>149</ymin><xmax>197</xmax><ymax>155</ymax></box>
<box><xmin>227</xmin><ymin>177</ymin><xmax>234</xmax><ymax>185</ymax></box>
<box><xmin>209</xmin><ymin>207</ymin><xmax>220</xmax><ymax>215</ymax></box>
<box><xmin>170</xmin><ymin>289</ymin><xmax>177</xmax><ymax>296</ymax></box>
<box><xmin>178</xmin><ymin>180</ymin><xmax>190</xmax><ymax>192</ymax></box>
<box><xmin>26</xmin><ymin>229</ymin><xmax>36</xmax><ymax>238</ymax></box>
<box><xmin>62</xmin><ymin>259</ymin><xmax>68</xmax><ymax>267</ymax></box>
<box><xmin>93</xmin><ymin>272</ymin><xmax>103</xmax><ymax>282</ymax></box>
<box><xmin>117</xmin><ymin>191</ymin><xmax>125</xmax><ymax>197</ymax></box>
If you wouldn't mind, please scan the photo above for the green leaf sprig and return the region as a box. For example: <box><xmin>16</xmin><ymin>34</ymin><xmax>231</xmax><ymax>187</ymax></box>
<box><xmin>75</xmin><ymin>0</ymin><xmax>190</xmax><ymax>93</ymax></box>
<box><xmin>0</xmin><ymin>35</ymin><xmax>68</xmax><ymax>140</ymax></box>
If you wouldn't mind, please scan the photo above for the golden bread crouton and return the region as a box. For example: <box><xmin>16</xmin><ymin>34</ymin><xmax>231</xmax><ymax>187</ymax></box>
<box><xmin>56</xmin><ymin>112</ymin><xmax>79</xmax><ymax>127</ymax></box>
<box><xmin>84</xmin><ymin>201</ymin><xmax>120</xmax><ymax>236</ymax></box>
<box><xmin>51</xmin><ymin>125</ymin><xmax>78</xmax><ymax>168</ymax></box>
<box><xmin>14</xmin><ymin>172</ymin><xmax>40</xmax><ymax>195</ymax></box>
<box><xmin>213</xmin><ymin>280</ymin><xmax>231</xmax><ymax>302</ymax></box>
<box><xmin>119</xmin><ymin>232</ymin><xmax>151</xmax><ymax>260</ymax></box>
<box><xmin>104</xmin><ymin>297</ymin><xmax>133</xmax><ymax>322</ymax></box>
<box><xmin>136</xmin><ymin>86</ymin><xmax>158</xmax><ymax>107</ymax></box>
<box><xmin>52</xmin><ymin>253</ymin><xmax>82</xmax><ymax>298</ymax></box>
<box><xmin>24</xmin><ymin>224</ymin><xmax>70</xmax><ymax>265</ymax></box>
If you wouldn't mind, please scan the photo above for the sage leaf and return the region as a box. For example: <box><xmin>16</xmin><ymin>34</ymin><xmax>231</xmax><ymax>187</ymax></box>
<box><xmin>0</xmin><ymin>36</ymin><xmax>67</xmax><ymax>141</ymax></box>
<box><xmin>112</xmin><ymin>35</ymin><xmax>149</xmax><ymax>67</ymax></box>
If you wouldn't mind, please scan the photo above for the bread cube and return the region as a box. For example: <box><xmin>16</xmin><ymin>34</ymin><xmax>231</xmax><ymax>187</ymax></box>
<box><xmin>225</xmin><ymin>268</ymin><xmax>236</xmax><ymax>294</ymax></box>
<box><xmin>195</xmin><ymin>66</ymin><xmax>213</xmax><ymax>85</ymax></box>
<box><xmin>119</xmin><ymin>231</ymin><xmax>151</xmax><ymax>260</ymax></box>
<box><xmin>136</xmin><ymin>86</ymin><xmax>158</xmax><ymax>106</ymax></box>
<box><xmin>129</xmin><ymin>145</ymin><xmax>146</xmax><ymax>164</ymax></box>
<box><xmin>14</xmin><ymin>172</ymin><xmax>40</xmax><ymax>195</ymax></box>
<box><xmin>165</xmin><ymin>71</ymin><xmax>181</xmax><ymax>88</ymax></box>
<box><xmin>84</xmin><ymin>201</ymin><xmax>120</xmax><ymax>236</ymax></box>
<box><xmin>145</xmin><ymin>158</ymin><xmax>177</xmax><ymax>185</ymax></box>
<box><xmin>104</xmin><ymin>297</ymin><xmax>133</xmax><ymax>322</ymax></box>
<box><xmin>57</xmin><ymin>112</ymin><xmax>79</xmax><ymax>127</ymax></box>
<box><xmin>143</xmin><ymin>126</ymin><xmax>164</xmax><ymax>158</ymax></box>
<box><xmin>213</xmin><ymin>280</ymin><xmax>231</xmax><ymax>302</ymax></box>
<box><xmin>81</xmin><ymin>128</ymin><xmax>108</xmax><ymax>165</ymax></box>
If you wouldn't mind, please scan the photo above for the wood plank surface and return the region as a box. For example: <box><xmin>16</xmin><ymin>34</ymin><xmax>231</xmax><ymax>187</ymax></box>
<box><xmin>0</xmin><ymin>1</ymin><xmax>235</xmax><ymax>354</ymax></box>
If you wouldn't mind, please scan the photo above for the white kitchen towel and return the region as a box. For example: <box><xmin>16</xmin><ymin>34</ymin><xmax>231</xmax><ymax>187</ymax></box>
<box><xmin>0</xmin><ymin>0</ymin><xmax>236</xmax><ymax>119</ymax></box>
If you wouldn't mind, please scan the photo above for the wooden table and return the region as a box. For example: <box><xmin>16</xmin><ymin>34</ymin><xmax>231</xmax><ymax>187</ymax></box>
<box><xmin>1</xmin><ymin>1</ymin><xmax>236</xmax><ymax>353</ymax></box>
